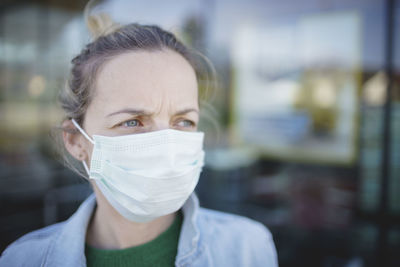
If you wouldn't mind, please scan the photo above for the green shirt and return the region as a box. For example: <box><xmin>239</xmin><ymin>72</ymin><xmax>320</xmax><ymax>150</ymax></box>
<box><xmin>85</xmin><ymin>212</ymin><xmax>183</xmax><ymax>267</ymax></box>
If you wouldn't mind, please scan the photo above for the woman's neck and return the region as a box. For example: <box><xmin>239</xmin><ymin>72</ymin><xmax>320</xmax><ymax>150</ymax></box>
<box><xmin>85</xmin><ymin>185</ymin><xmax>176</xmax><ymax>250</ymax></box>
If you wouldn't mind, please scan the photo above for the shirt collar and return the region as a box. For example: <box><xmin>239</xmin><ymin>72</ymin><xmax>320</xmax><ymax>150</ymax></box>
<box><xmin>45</xmin><ymin>193</ymin><xmax>202</xmax><ymax>267</ymax></box>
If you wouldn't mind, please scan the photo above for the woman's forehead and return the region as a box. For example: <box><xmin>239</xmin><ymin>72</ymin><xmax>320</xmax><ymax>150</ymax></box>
<box><xmin>91</xmin><ymin>49</ymin><xmax>198</xmax><ymax>113</ymax></box>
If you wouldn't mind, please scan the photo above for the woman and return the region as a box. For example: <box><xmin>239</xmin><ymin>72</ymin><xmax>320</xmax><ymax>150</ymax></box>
<box><xmin>0</xmin><ymin>3</ymin><xmax>278</xmax><ymax>267</ymax></box>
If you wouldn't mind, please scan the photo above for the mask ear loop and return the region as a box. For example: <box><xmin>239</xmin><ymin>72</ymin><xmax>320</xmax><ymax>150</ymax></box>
<box><xmin>71</xmin><ymin>119</ymin><xmax>95</xmax><ymax>144</ymax></box>
<box><xmin>71</xmin><ymin>119</ymin><xmax>95</xmax><ymax>177</ymax></box>
<box><xmin>82</xmin><ymin>161</ymin><xmax>91</xmax><ymax>177</ymax></box>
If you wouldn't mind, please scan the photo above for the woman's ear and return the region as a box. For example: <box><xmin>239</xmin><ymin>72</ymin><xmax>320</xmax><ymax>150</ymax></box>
<box><xmin>62</xmin><ymin>119</ymin><xmax>89</xmax><ymax>161</ymax></box>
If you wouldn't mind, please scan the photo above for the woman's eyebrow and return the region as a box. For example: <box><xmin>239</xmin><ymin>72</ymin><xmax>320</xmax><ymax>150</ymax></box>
<box><xmin>106</xmin><ymin>109</ymin><xmax>152</xmax><ymax>117</ymax></box>
<box><xmin>106</xmin><ymin>108</ymin><xmax>199</xmax><ymax>117</ymax></box>
<box><xmin>174</xmin><ymin>108</ymin><xmax>199</xmax><ymax>116</ymax></box>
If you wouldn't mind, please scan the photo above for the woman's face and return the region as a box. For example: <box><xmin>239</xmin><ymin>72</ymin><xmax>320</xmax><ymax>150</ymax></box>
<box><xmin>64</xmin><ymin>49</ymin><xmax>199</xmax><ymax>163</ymax></box>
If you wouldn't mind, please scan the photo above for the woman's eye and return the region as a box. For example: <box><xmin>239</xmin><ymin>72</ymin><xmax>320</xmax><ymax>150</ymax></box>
<box><xmin>177</xmin><ymin>120</ymin><xmax>195</xmax><ymax>127</ymax></box>
<box><xmin>122</xmin><ymin>119</ymin><xmax>140</xmax><ymax>127</ymax></box>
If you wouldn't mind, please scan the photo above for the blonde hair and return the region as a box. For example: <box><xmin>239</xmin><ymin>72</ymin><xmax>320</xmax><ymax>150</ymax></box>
<box><xmin>56</xmin><ymin>0</ymin><xmax>217</xmax><ymax>178</ymax></box>
<box><xmin>84</xmin><ymin>0</ymin><xmax>121</xmax><ymax>40</ymax></box>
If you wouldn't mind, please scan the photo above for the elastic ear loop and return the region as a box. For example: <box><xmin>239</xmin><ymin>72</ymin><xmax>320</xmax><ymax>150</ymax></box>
<box><xmin>71</xmin><ymin>119</ymin><xmax>95</xmax><ymax>178</ymax></box>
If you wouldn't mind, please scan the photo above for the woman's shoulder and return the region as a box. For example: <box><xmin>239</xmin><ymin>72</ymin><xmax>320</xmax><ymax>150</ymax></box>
<box><xmin>0</xmin><ymin>221</ymin><xmax>65</xmax><ymax>266</ymax></box>
<box><xmin>196</xmin><ymin>207</ymin><xmax>278</xmax><ymax>266</ymax></box>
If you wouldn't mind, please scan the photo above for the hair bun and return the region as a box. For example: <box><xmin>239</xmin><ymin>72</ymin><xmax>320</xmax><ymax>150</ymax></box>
<box><xmin>84</xmin><ymin>0</ymin><xmax>121</xmax><ymax>40</ymax></box>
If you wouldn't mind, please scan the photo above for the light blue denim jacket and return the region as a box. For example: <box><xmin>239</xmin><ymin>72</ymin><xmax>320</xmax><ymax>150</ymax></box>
<box><xmin>0</xmin><ymin>193</ymin><xmax>278</xmax><ymax>267</ymax></box>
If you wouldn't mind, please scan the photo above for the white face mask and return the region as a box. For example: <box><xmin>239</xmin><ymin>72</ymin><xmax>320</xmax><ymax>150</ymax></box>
<box><xmin>71</xmin><ymin>119</ymin><xmax>205</xmax><ymax>223</ymax></box>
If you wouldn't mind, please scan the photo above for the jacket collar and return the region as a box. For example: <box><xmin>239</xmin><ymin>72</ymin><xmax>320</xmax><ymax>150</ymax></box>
<box><xmin>44</xmin><ymin>193</ymin><xmax>202</xmax><ymax>266</ymax></box>
<box><xmin>176</xmin><ymin>193</ymin><xmax>202</xmax><ymax>265</ymax></box>
<box><xmin>45</xmin><ymin>194</ymin><xmax>96</xmax><ymax>266</ymax></box>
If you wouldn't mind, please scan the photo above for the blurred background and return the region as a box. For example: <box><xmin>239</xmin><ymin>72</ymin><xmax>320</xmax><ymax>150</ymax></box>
<box><xmin>0</xmin><ymin>0</ymin><xmax>399</xmax><ymax>266</ymax></box>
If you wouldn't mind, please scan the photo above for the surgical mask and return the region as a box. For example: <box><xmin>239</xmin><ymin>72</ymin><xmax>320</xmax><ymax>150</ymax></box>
<box><xmin>71</xmin><ymin>119</ymin><xmax>205</xmax><ymax>223</ymax></box>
